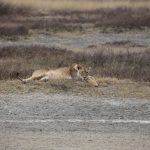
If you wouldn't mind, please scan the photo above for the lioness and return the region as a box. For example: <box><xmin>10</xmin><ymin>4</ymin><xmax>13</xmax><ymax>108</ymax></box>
<box><xmin>17</xmin><ymin>63</ymin><xmax>98</xmax><ymax>87</ymax></box>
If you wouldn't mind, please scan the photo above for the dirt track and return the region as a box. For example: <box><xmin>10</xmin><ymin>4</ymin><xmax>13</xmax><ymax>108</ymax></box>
<box><xmin>1</xmin><ymin>31</ymin><xmax>150</xmax><ymax>50</ymax></box>
<box><xmin>0</xmin><ymin>93</ymin><xmax>150</xmax><ymax>150</ymax></box>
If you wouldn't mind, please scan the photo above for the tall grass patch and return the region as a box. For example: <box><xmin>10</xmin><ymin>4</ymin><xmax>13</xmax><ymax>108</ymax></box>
<box><xmin>0</xmin><ymin>46</ymin><xmax>150</xmax><ymax>82</ymax></box>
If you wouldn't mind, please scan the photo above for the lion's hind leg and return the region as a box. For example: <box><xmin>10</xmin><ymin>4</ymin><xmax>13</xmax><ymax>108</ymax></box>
<box><xmin>17</xmin><ymin>69</ymin><xmax>48</xmax><ymax>83</ymax></box>
<box><xmin>21</xmin><ymin>76</ymin><xmax>37</xmax><ymax>83</ymax></box>
<box><xmin>17</xmin><ymin>73</ymin><xmax>34</xmax><ymax>84</ymax></box>
<box><xmin>39</xmin><ymin>76</ymin><xmax>49</xmax><ymax>82</ymax></box>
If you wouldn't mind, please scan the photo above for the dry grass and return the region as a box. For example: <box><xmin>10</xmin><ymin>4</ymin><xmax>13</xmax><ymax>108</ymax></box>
<box><xmin>1</xmin><ymin>2</ymin><xmax>150</xmax><ymax>36</ymax></box>
<box><xmin>1</xmin><ymin>0</ymin><xmax>150</xmax><ymax>36</ymax></box>
<box><xmin>0</xmin><ymin>79</ymin><xmax>102</xmax><ymax>96</ymax></box>
<box><xmin>0</xmin><ymin>0</ymin><xmax>150</xmax><ymax>98</ymax></box>
<box><xmin>0</xmin><ymin>45</ymin><xmax>150</xmax><ymax>82</ymax></box>
<box><xmin>112</xmin><ymin>79</ymin><xmax>150</xmax><ymax>100</ymax></box>
<box><xmin>1</xmin><ymin>78</ymin><xmax>150</xmax><ymax>100</ymax></box>
<box><xmin>1</xmin><ymin>0</ymin><xmax>150</xmax><ymax>12</ymax></box>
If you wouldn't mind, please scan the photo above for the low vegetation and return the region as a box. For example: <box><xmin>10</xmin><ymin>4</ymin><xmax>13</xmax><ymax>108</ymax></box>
<box><xmin>0</xmin><ymin>46</ymin><xmax>149</xmax><ymax>82</ymax></box>
<box><xmin>2</xmin><ymin>0</ymin><xmax>150</xmax><ymax>12</ymax></box>
<box><xmin>0</xmin><ymin>0</ymin><xmax>150</xmax><ymax>84</ymax></box>
<box><xmin>0</xmin><ymin>1</ymin><xmax>150</xmax><ymax>36</ymax></box>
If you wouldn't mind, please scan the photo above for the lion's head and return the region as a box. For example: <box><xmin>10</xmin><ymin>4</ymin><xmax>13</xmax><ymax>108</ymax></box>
<box><xmin>70</xmin><ymin>63</ymin><xmax>91</xmax><ymax>81</ymax></box>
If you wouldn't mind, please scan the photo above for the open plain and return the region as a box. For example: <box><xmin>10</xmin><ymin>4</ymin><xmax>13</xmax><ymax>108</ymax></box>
<box><xmin>0</xmin><ymin>93</ymin><xmax>150</xmax><ymax>150</ymax></box>
<box><xmin>0</xmin><ymin>0</ymin><xmax>150</xmax><ymax>149</ymax></box>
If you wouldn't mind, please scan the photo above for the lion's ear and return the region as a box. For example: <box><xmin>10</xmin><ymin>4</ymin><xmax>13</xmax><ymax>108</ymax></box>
<box><xmin>75</xmin><ymin>64</ymin><xmax>82</xmax><ymax>70</ymax></box>
<box><xmin>77</xmin><ymin>64</ymin><xmax>82</xmax><ymax>70</ymax></box>
<box><xmin>74</xmin><ymin>64</ymin><xmax>79</xmax><ymax>71</ymax></box>
<box><xmin>87</xmin><ymin>66</ymin><xmax>91</xmax><ymax>72</ymax></box>
<box><xmin>88</xmin><ymin>67</ymin><xmax>91</xmax><ymax>71</ymax></box>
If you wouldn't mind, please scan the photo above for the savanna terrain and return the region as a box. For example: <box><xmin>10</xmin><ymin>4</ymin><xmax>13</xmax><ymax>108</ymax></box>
<box><xmin>0</xmin><ymin>1</ymin><xmax>150</xmax><ymax>150</ymax></box>
<box><xmin>0</xmin><ymin>0</ymin><xmax>150</xmax><ymax>99</ymax></box>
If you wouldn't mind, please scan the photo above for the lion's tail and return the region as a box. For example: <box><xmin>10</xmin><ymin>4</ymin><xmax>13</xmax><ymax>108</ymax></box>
<box><xmin>16</xmin><ymin>72</ymin><xmax>26</xmax><ymax>83</ymax></box>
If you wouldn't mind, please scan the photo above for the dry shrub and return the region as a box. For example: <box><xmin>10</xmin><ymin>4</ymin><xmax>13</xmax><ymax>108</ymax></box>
<box><xmin>0</xmin><ymin>46</ymin><xmax>74</xmax><ymax>79</ymax></box>
<box><xmin>0</xmin><ymin>26</ymin><xmax>28</xmax><ymax>36</ymax></box>
<box><xmin>94</xmin><ymin>8</ymin><xmax>150</xmax><ymax>29</ymax></box>
<box><xmin>1</xmin><ymin>2</ymin><xmax>150</xmax><ymax>36</ymax></box>
<box><xmin>0</xmin><ymin>2</ymin><xmax>31</xmax><ymax>15</ymax></box>
<box><xmin>0</xmin><ymin>46</ymin><xmax>150</xmax><ymax>82</ymax></box>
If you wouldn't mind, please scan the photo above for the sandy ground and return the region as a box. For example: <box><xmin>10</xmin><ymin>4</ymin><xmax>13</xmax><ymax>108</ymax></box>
<box><xmin>1</xmin><ymin>131</ymin><xmax>150</xmax><ymax>150</ymax></box>
<box><xmin>0</xmin><ymin>93</ymin><xmax>150</xmax><ymax>150</ymax></box>
<box><xmin>0</xmin><ymin>30</ymin><xmax>150</xmax><ymax>52</ymax></box>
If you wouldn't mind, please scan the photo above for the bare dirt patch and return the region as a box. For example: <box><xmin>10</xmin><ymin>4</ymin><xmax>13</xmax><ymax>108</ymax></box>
<box><xmin>1</xmin><ymin>131</ymin><xmax>150</xmax><ymax>150</ymax></box>
<box><xmin>0</xmin><ymin>92</ymin><xmax>150</xmax><ymax>150</ymax></box>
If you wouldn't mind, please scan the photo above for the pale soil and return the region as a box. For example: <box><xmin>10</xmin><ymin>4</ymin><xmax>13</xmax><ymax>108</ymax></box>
<box><xmin>0</xmin><ymin>78</ymin><xmax>150</xmax><ymax>150</ymax></box>
<box><xmin>1</xmin><ymin>131</ymin><xmax>150</xmax><ymax>150</ymax></box>
<box><xmin>0</xmin><ymin>29</ymin><xmax>150</xmax><ymax>53</ymax></box>
<box><xmin>0</xmin><ymin>93</ymin><xmax>150</xmax><ymax>150</ymax></box>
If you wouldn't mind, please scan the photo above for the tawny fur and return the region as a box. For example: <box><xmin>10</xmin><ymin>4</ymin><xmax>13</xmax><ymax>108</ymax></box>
<box><xmin>17</xmin><ymin>63</ymin><xmax>98</xmax><ymax>87</ymax></box>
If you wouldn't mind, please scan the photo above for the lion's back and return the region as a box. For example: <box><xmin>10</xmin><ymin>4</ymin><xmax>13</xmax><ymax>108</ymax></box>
<box><xmin>32</xmin><ymin>68</ymin><xmax>50</xmax><ymax>77</ymax></box>
<box><xmin>46</xmin><ymin>67</ymin><xmax>72</xmax><ymax>79</ymax></box>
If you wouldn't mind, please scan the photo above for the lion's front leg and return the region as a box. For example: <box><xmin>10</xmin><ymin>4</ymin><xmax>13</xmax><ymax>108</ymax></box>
<box><xmin>86</xmin><ymin>76</ymin><xmax>99</xmax><ymax>87</ymax></box>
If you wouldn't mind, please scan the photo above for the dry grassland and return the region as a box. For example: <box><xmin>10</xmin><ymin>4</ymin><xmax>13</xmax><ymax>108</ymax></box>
<box><xmin>0</xmin><ymin>0</ymin><xmax>150</xmax><ymax>98</ymax></box>
<box><xmin>1</xmin><ymin>1</ymin><xmax>150</xmax><ymax>36</ymax></box>
<box><xmin>0</xmin><ymin>46</ymin><xmax>149</xmax><ymax>82</ymax></box>
<box><xmin>1</xmin><ymin>0</ymin><xmax>150</xmax><ymax>11</ymax></box>
<box><xmin>1</xmin><ymin>78</ymin><xmax>150</xmax><ymax>100</ymax></box>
